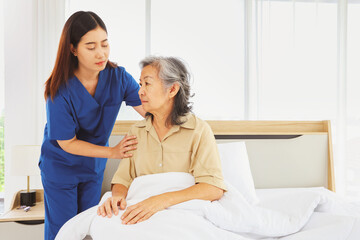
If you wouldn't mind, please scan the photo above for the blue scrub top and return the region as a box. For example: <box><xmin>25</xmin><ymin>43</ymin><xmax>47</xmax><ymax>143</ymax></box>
<box><xmin>39</xmin><ymin>66</ymin><xmax>141</xmax><ymax>183</ymax></box>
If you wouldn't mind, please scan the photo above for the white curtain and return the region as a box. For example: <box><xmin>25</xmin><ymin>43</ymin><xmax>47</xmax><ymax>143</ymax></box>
<box><xmin>3</xmin><ymin>0</ymin><xmax>66</xmax><ymax>212</ymax></box>
<box><xmin>252</xmin><ymin>0</ymin><xmax>360</xmax><ymax>201</ymax></box>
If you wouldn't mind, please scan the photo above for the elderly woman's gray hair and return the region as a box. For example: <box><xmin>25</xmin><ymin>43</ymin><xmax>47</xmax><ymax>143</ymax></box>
<box><xmin>140</xmin><ymin>56</ymin><xmax>193</xmax><ymax>125</ymax></box>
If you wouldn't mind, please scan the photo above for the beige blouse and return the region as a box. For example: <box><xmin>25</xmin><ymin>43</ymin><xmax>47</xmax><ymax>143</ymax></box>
<box><xmin>111</xmin><ymin>113</ymin><xmax>227</xmax><ymax>191</ymax></box>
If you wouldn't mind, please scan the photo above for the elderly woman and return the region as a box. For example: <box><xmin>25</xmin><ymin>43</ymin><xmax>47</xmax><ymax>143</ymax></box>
<box><xmin>97</xmin><ymin>56</ymin><xmax>227</xmax><ymax>225</ymax></box>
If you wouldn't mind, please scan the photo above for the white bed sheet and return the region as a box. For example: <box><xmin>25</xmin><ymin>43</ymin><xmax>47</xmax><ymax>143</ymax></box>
<box><xmin>56</xmin><ymin>174</ymin><xmax>360</xmax><ymax>240</ymax></box>
<box><xmin>256</xmin><ymin>188</ymin><xmax>360</xmax><ymax>240</ymax></box>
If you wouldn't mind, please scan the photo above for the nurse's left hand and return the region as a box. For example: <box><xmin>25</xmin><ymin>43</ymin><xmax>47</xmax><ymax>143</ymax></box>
<box><xmin>121</xmin><ymin>194</ymin><xmax>169</xmax><ymax>225</ymax></box>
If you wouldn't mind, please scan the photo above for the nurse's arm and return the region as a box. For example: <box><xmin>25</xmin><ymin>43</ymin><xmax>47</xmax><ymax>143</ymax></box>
<box><xmin>57</xmin><ymin>135</ymin><xmax>137</xmax><ymax>159</ymax></box>
<box><xmin>133</xmin><ymin>105</ymin><xmax>146</xmax><ymax>118</ymax></box>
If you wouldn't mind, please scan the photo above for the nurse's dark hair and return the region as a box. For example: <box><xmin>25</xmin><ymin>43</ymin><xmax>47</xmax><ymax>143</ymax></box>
<box><xmin>139</xmin><ymin>56</ymin><xmax>194</xmax><ymax>126</ymax></box>
<box><xmin>44</xmin><ymin>11</ymin><xmax>117</xmax><ymax>101</ymax></box>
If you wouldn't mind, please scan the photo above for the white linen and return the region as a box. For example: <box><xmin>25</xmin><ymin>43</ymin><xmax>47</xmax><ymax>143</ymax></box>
<box><xmin>256</xmin><ymin>187</ymin><xmax>360</xmax><ymax>218</ymax></box>
<box><xmin>256</xmin><ymin>188</ymin><xmax>360</xmax><ymax>240</ymax></box>
<box><xmin>56</xmin><ymin>172</ymin><xmax>360</xmax><ymax>240</ymax></box>
<box><xmin>281</xmin><ymin>213</ymin><xmax>360</xmax><ymax>240</ymax></box>
<box><xmin>217</xmin><ymin>142</ymin><xmax>259</xmax><ymax>205</ymax></box>
<box><xmin>56</xmin><ymin>172</ymin><xmax>245</xmax><ymax>240</ymax></box>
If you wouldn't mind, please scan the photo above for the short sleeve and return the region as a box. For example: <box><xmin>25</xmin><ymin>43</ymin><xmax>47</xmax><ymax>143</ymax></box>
<box><xmin>190</xmin><ymin>122</ymin><xmax>228</xmax><ymax>191</ymax></box>
<box><xmin>122</xmin><ymin>70</ymin><xmax>141</xmax><ymax>107</ymax></box>
<box><xmin>111</xmin><ymin>130</ymin><xmax>136</xmax><ymax>188</ymax></box>
<box><xmin>46</xmin><ymin>94</ymin><xmax>76</xmax><ymax>140</ymax></box>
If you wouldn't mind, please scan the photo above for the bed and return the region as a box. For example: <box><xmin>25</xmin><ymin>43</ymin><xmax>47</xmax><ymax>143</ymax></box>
<box><xmin>56</xmin><ymin>120</ymin><xmax>360</xmax><ymax>240</ymax></box>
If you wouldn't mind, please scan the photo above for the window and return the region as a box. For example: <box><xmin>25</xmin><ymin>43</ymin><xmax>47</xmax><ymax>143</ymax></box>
<box><xmin>254</xmin><ymin>0</ymin><xmax>360</xmax><ymax>200</ymax></box>
<box><xmin>255</xmin><ymin>0</ymin><xmax>337</xmax><ymax>121</ymax></box>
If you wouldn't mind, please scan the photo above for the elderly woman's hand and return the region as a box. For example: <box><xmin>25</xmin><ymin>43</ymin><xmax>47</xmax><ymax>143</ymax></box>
<box><xmin>97</xmin><ymin>195</ymin><xmax>127</xmax><ymax>218</ymax></box>
<box><xmin>121</xmin><ymin>194</ymin><xmax>169</xmax><ymax>225</ymax></box>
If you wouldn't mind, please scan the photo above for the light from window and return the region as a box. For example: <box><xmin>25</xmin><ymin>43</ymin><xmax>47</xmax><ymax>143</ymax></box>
<box><xmin>257</xmin><ymin>1</ymin><xmax>337</xmax><ymax>121</ymax></box>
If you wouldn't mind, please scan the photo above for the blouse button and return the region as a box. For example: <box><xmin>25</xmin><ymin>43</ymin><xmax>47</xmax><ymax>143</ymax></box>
<box><xmin>159</xmin><ymin>163</ymin><xmax>162</xmax><ymax>167</ymax></box>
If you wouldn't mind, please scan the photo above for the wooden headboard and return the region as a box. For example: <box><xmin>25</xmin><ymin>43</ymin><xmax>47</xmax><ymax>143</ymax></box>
<box><xmin>102</xmin><ymin>120</ymin><xmax>334</xmax><ymax>196</ymax></box>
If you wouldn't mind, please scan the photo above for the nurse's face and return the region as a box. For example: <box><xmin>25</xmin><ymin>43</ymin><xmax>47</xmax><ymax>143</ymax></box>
<box><xmin>139</xmin><ymin>65</ymin><xmax>174</xmax><ymax>115</ymax></box>
<box><xmin>72</xmin><ymin>26</ymin><xmax>110</xmax><ymax>73</ymax></box>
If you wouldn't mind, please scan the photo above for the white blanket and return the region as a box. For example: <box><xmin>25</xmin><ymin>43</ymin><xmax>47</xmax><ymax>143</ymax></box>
<box><xmin>55</xmin><ymin>172</ymin><xmax>360</xmax><ymax>240</ymax></box>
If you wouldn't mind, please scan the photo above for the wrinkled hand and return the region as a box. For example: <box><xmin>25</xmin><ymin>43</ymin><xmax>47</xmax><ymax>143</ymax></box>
<box><xmin>121</xmin><ymin>195</ymin><xmax>168</xmax><ymax>225</ymax></box>
<box><xmin>97</xmin><ymin>195</ymin><xmax>127</xmax><ymax>218</ymax></box>
<box><xmin>111</xmin><ymin>135</ymin><xmax>137</xmax><ymax>159</ymax></box>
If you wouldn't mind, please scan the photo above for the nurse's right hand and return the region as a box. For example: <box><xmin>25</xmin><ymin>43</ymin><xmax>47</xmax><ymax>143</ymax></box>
<box><xmin>97</xmin><ymin>195</ymin><xmax>127</xmax><ymax>218</ymax></box>
<box><xmin>111</xmin><ymin>135</ymin><xmax>138</xmax><ymax>159</ymax></box>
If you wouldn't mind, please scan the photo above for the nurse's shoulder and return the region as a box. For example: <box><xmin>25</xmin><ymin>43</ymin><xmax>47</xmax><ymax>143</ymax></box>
<box><xmin>46</xmin><ymin>82</ymin><xmax>71</xmax><ymax>107</ymax></box>
<box><xmin>105</xmin><ymin>66</ymin><xmax>137</xmax><ymax>87</ymax></box>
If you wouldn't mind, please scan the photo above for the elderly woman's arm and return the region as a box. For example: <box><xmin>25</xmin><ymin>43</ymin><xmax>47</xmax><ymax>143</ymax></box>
<box><xmin>121</xmin><ymin>120</ymin><xmax>226</xmax><ymax>225</ymax></box>
<box><xmin>121</xmin><ymin>182</ymin><xmax>224</xmax><ymax>225</ymax></box>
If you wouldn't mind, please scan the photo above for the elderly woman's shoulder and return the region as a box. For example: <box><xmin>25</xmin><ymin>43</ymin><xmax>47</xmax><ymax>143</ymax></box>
<box><xmin>188</xmin><ymin>114</ymin><xmax>213</xmax><ymax>133</ymax></box>
<box><xmin>129</xmin><ymin>118</ymin><xmax>147</xmax><ymax>132</ymax></box>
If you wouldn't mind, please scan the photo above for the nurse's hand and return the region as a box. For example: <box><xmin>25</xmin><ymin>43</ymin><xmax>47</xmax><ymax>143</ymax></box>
<box><xmin>111</xmin><ymin>135</ymin><xmax>138</xmax><ymax>159</ymax></box>
<box><xmin>97</xmin><ymin>195</ymin><xmax>127</xmax><ymax>218</ymax></box>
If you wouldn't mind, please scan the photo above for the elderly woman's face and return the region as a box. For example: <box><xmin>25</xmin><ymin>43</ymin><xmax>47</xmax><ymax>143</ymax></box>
<box><xmin>139</xmin><ymin>65</ymin><xmax>171</xmax><ymax>114</ymax></box>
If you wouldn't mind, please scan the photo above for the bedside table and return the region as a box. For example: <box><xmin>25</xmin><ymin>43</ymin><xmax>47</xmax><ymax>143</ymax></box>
<box><xmin>0</xmin><ymin>189</ymin><xmax>44</xmax><ymax>239</ymax></box>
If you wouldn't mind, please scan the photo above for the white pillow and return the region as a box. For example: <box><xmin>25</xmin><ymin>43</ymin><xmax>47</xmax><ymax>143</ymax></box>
<box><xmin>217</xmin><ymin>141</ymin><xmax>259</xmax><ymax>205</ymax></box>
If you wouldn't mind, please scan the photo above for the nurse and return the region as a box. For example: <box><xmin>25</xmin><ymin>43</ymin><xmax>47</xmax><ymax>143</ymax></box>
<box><xmin>38</xmin><ymin>11</ymin><xmax>145</xmax><ymax>240</ymax></box>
